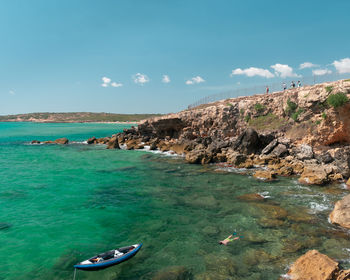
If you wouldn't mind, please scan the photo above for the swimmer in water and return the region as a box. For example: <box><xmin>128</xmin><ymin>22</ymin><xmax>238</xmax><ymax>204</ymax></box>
<box><xmin>219</xmin><ymin>232</ymin><xmax>242</xmax><ymax>245</ymax></box>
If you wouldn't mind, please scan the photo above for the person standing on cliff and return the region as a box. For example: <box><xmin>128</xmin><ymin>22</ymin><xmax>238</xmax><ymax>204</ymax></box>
<box><xmin>297</xmin><ymin>81</ymin><xmax>301</xmax><ymax>88</ymax></box>
<box><xmin>282</xmin><ymin>82</ymin><xmax>287</xmax><ymax>91</ymax></box>
<box><xmin>291</xmin><ymin>81</ymin><xmax>295</xmax><ymax>88</ymax></box>
<box><xmin>266</xmin><ymin>86</ymin><xmax>269</xmax><ymax>94</ymax></box>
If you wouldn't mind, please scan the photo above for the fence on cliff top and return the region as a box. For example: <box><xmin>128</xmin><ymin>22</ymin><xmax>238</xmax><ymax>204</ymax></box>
<box><xmin>187</xmin><ymin>72</ymin><xmax>350</xmax><ymax>109</ymax></box>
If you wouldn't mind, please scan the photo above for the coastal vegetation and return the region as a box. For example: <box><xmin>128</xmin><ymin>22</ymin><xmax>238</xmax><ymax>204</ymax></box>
<box><xmin>327</xmin><ymin>92</ymin><xmax>349</xmax><ymax>108</ymax></box>
<box><xmin>0</xmin><ymin>112</ymin><xmax>162</xmax><ymax>123</ymax></box>
<box><xmin>248</xmin><ymin>113</ymin><xmax>286</xmax><ymax>130</ymax></box>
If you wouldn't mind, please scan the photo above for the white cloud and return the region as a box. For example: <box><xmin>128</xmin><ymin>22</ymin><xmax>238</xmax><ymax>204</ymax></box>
<box><xmin>333</xmin><ymin>58</ymin><xmax>350</xmax><ymax>74</ymax></box>
<box><xmin>133</xmin><ymin>73</ymin><xmax>150</xmax><ymax>85</ymax></box>
<box><xmin>111</xmin><ymin>82</ymin><xmax>123</xmax><ymax>87</ymax></box>
<box><xmin>186</xmin><ymin>76</ymin><xmax>205</xmax><ymax>85</ymax></box>
<box><xmin>299</xmin><ymin>62</ymin><xmax>319</xmax><ymax>69</ymax></box>
<box><xmin>9</xmin><ymin>90</ymin><xmax>15</xmax><ymax>95</ymax></box>
<box><xmin>102</xmin><ymin>77</ymin><xmax>111</xmax><ymax>84</ymax></box>
<box><xmin>312</xmin><ymin>69</ymin><xmax>332</xmax><ymax>76</ymax></box>
<box><xmin>271</xmin><ymin>63</ymin><xmax>300</xmax><ymax>78</ymax></box>
<box><xmin>101</xmin><ymin>83</ymin><xmax>108</xmax><ymax>87</ymax></box>
<box><xmin>162</xmin><ymin>75</ymin><xmax>170</xmax><ymax>83</ymax></box>
<box><xmin>230</xmin><ymin>67</ymin><xmax>274</xmax><ymax>78</ymax></box>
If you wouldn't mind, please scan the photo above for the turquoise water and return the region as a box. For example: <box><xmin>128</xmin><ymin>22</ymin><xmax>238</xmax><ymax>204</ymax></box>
<box><xmin>1</xmin><ymin>122</ymin><xmax>350</xmax><ymax>280</ymax></box>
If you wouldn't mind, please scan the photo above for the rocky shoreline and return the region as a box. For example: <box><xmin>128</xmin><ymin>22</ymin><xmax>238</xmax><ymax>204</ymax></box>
<box><xmin>33</xmin><ymin>79</ymin><xmax>350</xmax><ymax>279</ymax></box>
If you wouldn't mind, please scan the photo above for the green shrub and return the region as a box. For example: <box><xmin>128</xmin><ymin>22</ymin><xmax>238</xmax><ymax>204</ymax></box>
<box><xmin>325</xmin><ymin>86</ymin><xmax>333</xmax><ymax>93</ymax></box>
<box><xmin>254</xmin><ymin>103</ymin><xmax>266</xmax><ymax>113</ymax></box>
<box><xmin>290</xmin><ymin>108</ymin><xmax>303</xmax><ymax>122</ymax></box>
<box><xmin>315</xmin><ymin>120</ymin><xmax>321</xmax><ymax>125</ymax></box>
<box><xmin>240</xmin><ymin>108</ymin><xmax>245</xmax><ymax>115</ymax></box>
<box><xmin>327</xmin><ymin>92</ymin><xmax>349</xmax><ymax>108</ymax></box>
<box><xmin>321</xmin><ymin>112</ymin><xmax>327</xmax><ymax>120</ymax></box>
<box><xmin>244</xmin><ymin>113</ymin><xmax>251</xmax><ymax>123</ymax></box>
<box><xmin>226</xmin><ymin>103</ymin><xmax>233</xmax><ymax>107</ymax></box>
<box><xmin>286</xmin><ymin>98</ymin><xmax>297</xmax><ymax>115</ymax></box>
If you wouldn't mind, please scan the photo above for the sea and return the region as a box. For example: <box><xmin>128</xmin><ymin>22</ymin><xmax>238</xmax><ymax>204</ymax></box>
<box><xmin>0</xmin><ymin>122</ymin><xmax>349</xmax><ymax>280</ymax></box>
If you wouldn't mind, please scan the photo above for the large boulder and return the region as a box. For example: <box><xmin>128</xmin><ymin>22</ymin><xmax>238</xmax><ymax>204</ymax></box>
<box><xmin>261</xmin><ymin>139</ymin><xmax>278</xmax><ymax>155</ymax></box>
<box><xmin>287</xmin><ymin>250</ymin><xmax>339</xmax><ymax>280</ymax></box>
<box><xmin>270</xmin><ymin>144</ymin><xmax>288</xmax><ymax>157</ymax></box>
<box><xmin>294</xmin><ymin>144</ymin><xmax>314</xmax><ymax>160</ymax></box>
<box><xmin>332</xmin><ymin>147</ymin><xmax>350</xmax><ymax>178</ymax></box>
<box><xmin>185</xmin><ymin>149</ymin><xmax>207</xmax><ymax>164</ymax></box>
<box><xmin>329</xmin><ymin>194</ymin><xmax>350</xmax><ymax>229</ymax></box>
<box><xmin>106</xmin><ymin>136</ymin><xmax>120</xmax><ymax>149</ymax></box>
<box><xmin>298</xmin><ymin>164</ymin><xmax>329</xmax><ymax>185</ymax></box>
<box><xmin>233</xmin><ymin>128</ymin><xmax>262</xmax><ymax>154</ymax></box>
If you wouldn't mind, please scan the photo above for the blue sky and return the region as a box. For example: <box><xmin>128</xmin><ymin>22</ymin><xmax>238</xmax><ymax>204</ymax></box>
<box><xmin>1</xmin><ymin>0</ymin><xmax>350</xmax><ymax>114</ymax></box>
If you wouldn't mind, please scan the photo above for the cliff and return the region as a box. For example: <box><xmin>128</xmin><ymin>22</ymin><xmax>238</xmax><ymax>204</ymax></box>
<box><xmin>115</xmin><ymin>79</ymin><xmax>350</xmax><ymax>185</ymax></box>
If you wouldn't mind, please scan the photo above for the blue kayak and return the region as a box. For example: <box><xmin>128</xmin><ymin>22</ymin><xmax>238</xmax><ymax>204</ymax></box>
<box><xmin>74</xmin><ymin>243</ymin><xmax>142</xmax><ymax>271</ymax></box>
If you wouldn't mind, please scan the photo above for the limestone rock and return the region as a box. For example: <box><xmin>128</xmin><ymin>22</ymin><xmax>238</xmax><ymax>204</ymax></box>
<box><xmin>332</xmin><ymin>147</ymin><xmax>350</xmax><ymax>178</ymax></box>
<box><xmin>347</xmin><ymin>178</ymin><xmax>350</xmax><ymax>187</ymax></box>
<box><xmin>226</xmin><ymin>151</ymin><xmax>247</xmax><ymax>166</ymax></box>
<box><xmin>329</xmin><ymin>194</ymin><xmax>350</xmax><ymax>229</ymax></box>
<box><xmin>299</xmin><ymin>164</ymin><xmax>329</xmax><ymax>185</ymax></box>
<box><xmin>316</xmin><ymin>151</ymin><xmax>334</xmax><ymax>164</ymax></box>
<box><xmin>294</xmin><ymin>144</ymin><xmax>314</xmax><ymax>160</ymax></box>
<box><xmin>253</xmin><ymin>170</ymin><xmax>276</xmax><ymax>181</ymax></box>
<box><xmin>185</xmin><ymin>149</ymin><xmax>206</xmax><ymax>164</ymax></box>
<box><xmin>106</xmin><ymin>136</ymin><xmax>120</xmax><ymax>149</ymax></box>
<box><xmin>54</xmin><ymin>138</ymin><xmax>69</xmax><ymax>144</ymax></box>
<box><xmin>287</xmin><ymin>250</ymin><xmax>339</xmax><ymax>280</ymax></box>
<box><xmin>261</xmin><ymin>139</ymin><xmax>278</xmax><ymax>155</ymax></box>
<box><xmin>271</xmin><ymin>143</ymin><xmax>288</xmax><ymax>157</ymax></box>
<box><xmin>31</xmin><ymin>140</ymin><xmax>41</xmax><ymax>144</ymax></box>
<box><xmin>87</xmin><ymin>137</ymin><xmax>96</xmax><ymax>144</ymax></box>
<box><xmin>125</xmin><ymin>139</ymin><xmax>140</xmax><ymax>150</ymax></box>
<box><xmin>232</xmin><ymin>128</ymin><xmax>262</xmax><ymax>154</ymax></box>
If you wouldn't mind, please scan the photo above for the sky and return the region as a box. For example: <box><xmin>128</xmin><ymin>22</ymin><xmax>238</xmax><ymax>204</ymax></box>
<box><xmin>1</xmin><ymin>0</ymin><xmax>350</xmax><ymax>114</ymax></box>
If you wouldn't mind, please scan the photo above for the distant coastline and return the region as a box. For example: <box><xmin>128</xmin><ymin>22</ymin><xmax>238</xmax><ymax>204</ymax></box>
<box><xmin>0</xmin><ymin>112</ymin><xmax>162</xmax><ymax>124</ymax></box>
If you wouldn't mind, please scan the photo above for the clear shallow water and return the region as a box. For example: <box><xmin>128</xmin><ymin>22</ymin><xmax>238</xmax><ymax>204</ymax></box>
<box><xmin>0</xmin><ymin>122</ymin><xmax>350</xmax><ymax>280</ymax></box>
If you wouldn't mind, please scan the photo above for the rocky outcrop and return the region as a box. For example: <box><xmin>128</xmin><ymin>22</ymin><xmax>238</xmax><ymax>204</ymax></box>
<box><xmin>106</xmin><ymin>135</ymin><xmax>120</xmax><ymax>149</ymax></box>
<box><xmin>80</xmin><ymin>79</ymin><xmax>350</xmax><ymax>186</ymax></box>
<box><xmin>329</xmin><ymin>194</ymin><xmax>350</xmax><ymax>229</ymax></box>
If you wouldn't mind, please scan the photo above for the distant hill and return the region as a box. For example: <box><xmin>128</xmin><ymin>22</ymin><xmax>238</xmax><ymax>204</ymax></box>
<box><xmin>0</xmin><ymin>112</ymin><xmax>162</xmax><ymax>123</ymax></box>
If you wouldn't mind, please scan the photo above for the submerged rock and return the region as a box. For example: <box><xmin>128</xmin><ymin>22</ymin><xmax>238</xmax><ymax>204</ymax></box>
<box><xmin>329</xmin><ymin>194</ymin><xmax>350</xmax><ymax>229</ymax></box>
<box><xmin>0</xmin><ymin>222</ymin><xmax>11</xmax><ymax>230</ymax></box>
<box><xmin>152</xmin><ymin>266</ymin><xmax>193</xmax><ymax>280</ymax></box>
<box><xmin>253</xmin><ymin>170</ymin><xmax>276</xmax><ymax>181</ymax></box>
<box><xmin>237</xmin><ymin>193</ymin><xmax>266</xmax><ymax>202</ymax></box>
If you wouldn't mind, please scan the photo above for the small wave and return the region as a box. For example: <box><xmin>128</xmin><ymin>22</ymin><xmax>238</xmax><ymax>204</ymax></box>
<box><xmin>258</xmin><ymin>191</ymin><xmax>271</xmax><ymax>198</ymax></box>
<box><xmin>309</xmin><ymin>201</ymin><xmax>330</xmax><ymax>213</ymax></box>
